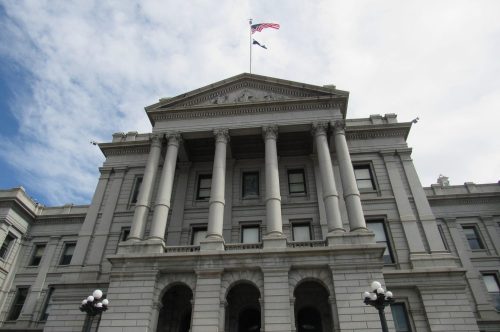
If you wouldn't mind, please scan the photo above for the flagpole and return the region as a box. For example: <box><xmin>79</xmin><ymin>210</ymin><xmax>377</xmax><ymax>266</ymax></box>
<box><xmin>249</xmin><ymin>18</ymin><xmax>252</xmax><ymax>73</ymax></box>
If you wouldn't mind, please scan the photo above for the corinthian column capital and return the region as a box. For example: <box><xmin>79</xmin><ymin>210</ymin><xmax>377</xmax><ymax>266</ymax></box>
<box><xmin>213</xmin><ymin>129</ymin><xmax>230</xmax><ymax>143</ymax></box>
<box><xmin>333</xmin><ymin>120</ymin><xmax>346</xmax><ymax>133</ymax></box>
<box><xmin>311</xmin><ymin>122</ymin><xmax>329</xmax><ymax>137</ymax></box>
<box><xmin>262</xmin><ymin>125</ymin><xmax>279</xmax><ymax>140</ymax></box>
<box><xmin>165</xmin><ymin>132</ymin><xmax>182</xmax><ymax>146</ymax></box>
<box><xmin>150</xmin><ymin>133</ymin><xmax>163</xmax><ymax>147</ymax></box>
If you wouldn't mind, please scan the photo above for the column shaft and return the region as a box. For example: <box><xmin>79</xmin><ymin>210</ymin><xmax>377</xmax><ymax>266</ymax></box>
<box><xmin>312</xmin><ymin>123</ymin><xmax>344</xmax><ymax>232</ymax></box>
<box><xmin>129</xmin><ymin>134</ymin><xmax>162</xmax><ymax>240</ymax></box>
<box><xmin>333</xmin><ymin>120</ymin><xmax>367</xmax><ymax>231</ymax></box>
<box><xmin>150</xmin><ymin>133</ymin><xmax>180</xmax><ymax>240</ymax></box>
<box><xmin>263</xmin><ymin>125</ymin><xmax>283</xmax><ymax>236</ymax></box>
<box><xmin>207</xmin><ymin>129</ymin><xmax>228</xmax><ymax>240</ymax></box>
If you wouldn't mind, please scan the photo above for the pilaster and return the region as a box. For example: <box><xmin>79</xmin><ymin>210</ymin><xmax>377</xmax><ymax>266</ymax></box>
<box><xmin>262</xmin><ymin>267</ymin><xmax>291</xmax><ymax>332</ymax></box>
<box><xmin>191</xmin><ymin>269</ymin><xmax>223</xmax><ymax>332</ymax></box>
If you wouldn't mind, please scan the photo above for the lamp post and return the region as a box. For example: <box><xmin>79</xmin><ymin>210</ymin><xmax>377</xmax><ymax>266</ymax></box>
<box><xmin>79</xmin><ymin>289</ymin><xmax>109</xmax><ymax>332</ymax></box>
<box><xmin>362</xmin><ymin>281</ymin><xmax>394</xmax><ymax>332</ymax></box>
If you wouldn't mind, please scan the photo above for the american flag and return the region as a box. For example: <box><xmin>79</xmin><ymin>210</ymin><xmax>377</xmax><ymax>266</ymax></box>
<box><xmin>251</xmin><ymin>23</ymin><xmax>280</xmax><ymax>34</ymax></box>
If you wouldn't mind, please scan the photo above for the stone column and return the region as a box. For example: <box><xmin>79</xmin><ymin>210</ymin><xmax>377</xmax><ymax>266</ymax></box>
<box><xmin>203</xmin><ymin>129</ymin><xmax>229</xmax><ymax>250</ymax></box>
<box><xmin>129</xmin><ymin>134</ymin><xmax>162</xmax><ymax>241</ymax></box>
<box><xmin>149</xmin><ymin>132</ymin><xmax>181</xmax><ymax>241</ymax></box>
<box><xmin>263</xmin><ymin>125</ymin><xmax>284</xmax><ymax>237</ymax></box>
<box><xmin>333</xmin><ymin>120</ymin><xmax>367</xmax><ymax>231</ymax></box>
<box><xmin>312</xmin><ymin>122</ymin><xmax>344</xmax><ymax>233</ymax></box>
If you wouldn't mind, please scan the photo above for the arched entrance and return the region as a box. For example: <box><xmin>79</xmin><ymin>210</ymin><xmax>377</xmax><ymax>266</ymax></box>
<box><xmin>225</xmin><ymin>282</ymin><xmax>261</xmax><ymax>332</ymax></box>
<box><xmin>156</xmin><ymin>284</ymin><xmax>193</xmax><ymax>332</ymax></box>
<box><xmin>294</xmin><ymin>281</ymin><xmax>333</xmax><ymax>332</ymax></box>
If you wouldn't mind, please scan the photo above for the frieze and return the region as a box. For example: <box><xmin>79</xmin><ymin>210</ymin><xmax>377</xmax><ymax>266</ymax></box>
<box><xmin>100</xmin><ymin>146</ymin><xmax>151</xmax><ymax>157</ymax></box>
<box><xmin>428</xmin><ymin>197</ymin><xmax>500</xmax><ymax>206</ymax></box>
<box><xmin>346</xmin><ymin>129</ymin><xmax>409</xmax><ymax>141</ymax></box>
<box><xmin>151</xmin><ymin>100</ymin><xmax>345</xmax><ymax>122</ymax></box>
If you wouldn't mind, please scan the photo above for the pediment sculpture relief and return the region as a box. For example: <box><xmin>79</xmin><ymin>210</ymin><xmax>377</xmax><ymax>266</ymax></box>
<box><xmin>208</xmin><ymin>88</ymin><xmax>288</xmax><ymax>105</ymax></box>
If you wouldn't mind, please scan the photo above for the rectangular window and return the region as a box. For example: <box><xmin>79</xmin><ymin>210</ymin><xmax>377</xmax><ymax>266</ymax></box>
<box><xmin>367</xmin><ymin>221</ymin><xmax>394</xmax><ymax>263</ymax></box>
<box><xmin>7</xmin><ymin>287</ymin><xmax>29</xmax><ymax>321</ymax></box>
<box><xmin>463</xmin><ymin>225</ymin><xmax>484</xmax><ymax>250</ymax></box>
<box><xmin>196</xmin><ymin>174</ymin><xmax>212</xmax><ymax>200</ymax></box>
<box><xmin>120</xmin><ymin>227</ymin><xmax>130</xmax><ymax>242</ymax></box>
<box><xmin>288</xmin><ymin>169</ymin><xmax>306</xmax><ymax>194</ymax></box>
<box><xmin>191</xmin><ymin>227</ymin><xmax>207</xmax><ymax>246</ymax></box>
<box><xmin>292</xmin><ymin>223</ymin><xmax>312</xmax><ymax>241</ymax></box>
<box><xmin>241</xmin><ymin>225</ymin><xmax>260</xmax><ymax>243</ymax></box>
<box><xmin>130</xmin><ymin>176</ymin><xmax>143</xmax><ymax>205</ymax></box>
<box><xmin>0</xmin><ymin>233</ymin><xmax>16</xmax><ymax>260</ymax></box>
<box><xmin>29</xmin><ymin>244</ymin><xmax>46</xmax><ymax>266</ymax></box>
<box><xmin>353</xmin><ymin>164</ymin><xmax>376</xmax><ymax>190</ymax></box>
<box><xmin>59</xmin><ymin>243</ymin><xmax>76</xmax><ymax>265</ymax></box>
<box><xmin>482</xmin><ymin>274</ymin><xmax>500</xmax><ymax>311</ymax></box>
<box><xmin>242</xmin><ymin>172</ymin><xmax>259</xmax><ymax>198</ymax></box>
<box><xmin>437</xmin><ymin>224</ymin><xmax>449</xmax><ymax>251</ymax></box>
<box><xmin>39</xmin><ymin>287</ymin><xmax>54</xmax><ymax>321</ymax></box>
<box><xmin>391</xmin><ymin>303</ymin><xmax>412</xmax><ymax>332</ymax></box>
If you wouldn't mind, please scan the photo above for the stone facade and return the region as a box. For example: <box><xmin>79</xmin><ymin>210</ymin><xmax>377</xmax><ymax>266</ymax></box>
<box><xmin>0</xmin><ymin>73</ymin><xmax>498</xmax><ymax>332</ymax></box>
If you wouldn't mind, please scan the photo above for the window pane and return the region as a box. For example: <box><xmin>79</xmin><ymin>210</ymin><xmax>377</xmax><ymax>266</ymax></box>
<box><xmin>242</xmin><ymin>227</ymin><xmax>259</xmax><ymax>243</ymax></box>
<box><xmin>131</xmin><ymin>177</ymin><xmax>143</xmax><ymax>204</ymax></box>
<box><xmin>293</xmin><ymin>225</ymin><xmax>311</xmax><ymax>241</ymax></box>
<box><xmin>198</xmin><ymin>189</ymin><xmax>211</xmax><ymax>198</ymax></box>
<box><xmin>354</xmin><ymin>168</ymin><xmax>371</xmax><ymax>179</ymax></box>
<box><xmin>197</xmin><ymin>175</ymin><xmax>212</xmax><ymax>199</ymax></box>
<box><xmin>483</xmin><ymin>275</ymin><xmax>500</xmax><ymax>293</ymax></box>
<box><xmin>0</xmin><ymin>234</ymin><xmax>15</xmax><ymax>259</ymax></box>
<box><xmin>367</xmin><ymin>221</ymin><xmax>394</xmax><ymax>263</ymax></box>
<box><xmin>357</xmin><ymin>179</ymin><xmax>374</xmax><ymax>189</ymax></box>
<box><xmin>463</xmin><ymin>226</ymin><xmax>484</xmax><ymax>249</ymax></box>
<box><xmin>289</xmin><ymin>183</ymin><xmax>305</xmax><ymax>193</ymax></box>
<box><xmin>391</xmin><ymin>303</ymin><xmax>411</xmax><ymax>332</ymax></box>
<box><xmin>60</xmin><ymin>243</ymin><xmax>75</xmax><ymax>265</ymax></box>
<box><xmin>30</xmin><ymin>245</ymin><xmax>46</xmax><ymax>266</ymax></box>
<box><xmin>288</xmin><ymin>173</ymin><xmax>303</xmax><ymax>183</ymax></box>
<box><xmin>8</xmin><ymin>287</ymin><xmax>29</xmax><ymax>321</ymax></box>
<box><xmin>192</xmin><ymin>229</ymin><xmax>207</xmax><ymax>245</ymax></box>
<box><xmin>243</xmin><ymin>173</ymin><xmax>259</xmax><ymax>197</ymax></box>
<box><xmin>199</xmin><ymin>178</ymin><xmax>212</xmax><ymax>188</ymax></box>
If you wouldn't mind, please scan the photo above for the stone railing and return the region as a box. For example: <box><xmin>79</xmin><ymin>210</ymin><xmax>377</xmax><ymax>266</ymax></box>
<box><xmin>224</xmin><ymin>242</ymin><xmax>263</xmax><ymax>251</ymax></box>
<box><xmin>164</xmin><ymin>245</ymin><xmax>200</xmax><ymax>253</ymax></box>
<box><xmin>287</xmin><ymin>240</ymin><xmax>326</xmax><ymax>248</ymax></box>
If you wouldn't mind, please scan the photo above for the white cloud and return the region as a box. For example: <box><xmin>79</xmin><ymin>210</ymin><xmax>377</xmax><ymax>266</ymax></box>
<box><xmin>0</xmin><ymin>0</ymin><xmax>498</xmax><ymax>205</ymax></box>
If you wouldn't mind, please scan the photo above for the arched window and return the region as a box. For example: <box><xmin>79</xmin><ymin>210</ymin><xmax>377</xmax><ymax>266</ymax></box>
<box><xmin>156</xmin><ymin>284</ymin><xmax>193</xmax><ymax>332</ymax></box>
<box><xmin>225</xmin><ymin>282</ymin><xmax>261</xmax><ymax>332</ymax></box>
<box><xmin>294</xmin><ymin>281</ymin><xmax>333</xmax><ymax>332</ymax></box>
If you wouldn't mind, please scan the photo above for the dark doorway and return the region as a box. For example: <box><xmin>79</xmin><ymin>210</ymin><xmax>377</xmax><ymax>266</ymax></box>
<box><xmin>297</xmin><ymin>306</ymin><xmax>323</xmax><ymax>332</ymax></box>
<box><xmin>294</xmin><ymin>281</ymin><xmax>333</xmax><ymax>332</ymax></box>
<box><xmin>225</xmin><ymin>283</ymin><xmax>261</xmax><ymax>332</ymax></box>
<box><xmin>156</xmin><ymin>284</ymin><xmax>193</xmax><ymax>332</ymax></box>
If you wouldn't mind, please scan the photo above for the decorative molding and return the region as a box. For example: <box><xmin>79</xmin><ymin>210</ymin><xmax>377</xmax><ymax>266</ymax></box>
<box><xmin>220</xmin><ymin>270</ymin><xmax>264</xmax><ymax>300</ymax></box>
<box><xmin>311</xmin><ymin>122</ymin><xmax>329</xmax><ymax>137</ymax></box>
<box><xmin>156</xmin><ymin>272</ymin><xmax>197</xmax><ymax>299</ymax></box>
<box><xmin>288</xmin><ymin>268</ymin><xmax>333</xmax><ymax>297</ymax></box>
<box><xmin>345</xmin><ymin>128</ymin><xmax>409</xmax><ymax>141</ymax></box>
<box><xmin>332</xmin><ymin>119</ymin><xmax>346</xmax><ymax>133</ymax></box>
<box><xmin>213</xmin><ymin>128</ymin><xmax>230</xmax><ymax>143</ymax></box>
<box><xmin>165</xmin><ymin>132</ymin><xmax>182</xmax><ymax>146</ymax></box>
<box><xmin>262</xmin><ymin>125</ymin><xmax>279</xmax><ymax>140</ymax></box>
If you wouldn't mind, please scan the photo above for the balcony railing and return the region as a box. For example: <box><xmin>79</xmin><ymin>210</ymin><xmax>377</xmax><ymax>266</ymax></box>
<box><xmin>164</xmin><ymin>245</ymin><xmax>200</xmax><ymax>253</ymax></box>
<box><xmin>224</xmin><ymin>242</ymin><xmax>263</xmax><ymax>250</ymax></box>
<box><xmin>287</xmin><ymin>240</ymin><xmax>326</xmax><ymax>248</ymax></box>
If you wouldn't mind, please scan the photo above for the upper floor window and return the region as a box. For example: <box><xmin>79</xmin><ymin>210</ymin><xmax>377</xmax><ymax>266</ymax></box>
<box><xmin>130</xmin><ymin>176</ymin><xmax>143</xmax><ymax>205</ymax></box>
<box><xmin>120</xmin><ymin>227</ymin><xmax>130</xmax><ymax>242</ymax></box>
<box><xmin>196</xmin><ymin>174</ymin><xmax>212</xmax><ymax>200</ymax></box>
<box><xmin>462</xmin><ymin>225</ymin><xmax>484</xmax><ymax>250</ymax></box>
<box><xmin>59</xmin><ymin>243</ymin><xmax>76</xmax><ymax>265</ymax></box>
<box><xmin>292</xmin><ymin>222</ymin><xmax>312</xmax><ymax>241</ymax></box>
<box><xmin>0</xmin><ymin>233</ymin><xmax>16</xmax><ymax>260</ymax></box>
<box><xmin>29</xmin><ymin>244</ymin><xmax>46</xmax><ymax>266</ymax></box>
<box><xmin>391</xmin><ymin>303</ymin><xmax>412</xmax><ymax>332</ymax></box>
<box><xmin>288</xmin><ymin>169</ymin><xmax>306</xmax><ymax>194</ymax></box>
<box><xmin>191</xmin><ymin>227</ymin><xmax>207</xmax><ymax>246</ymax></box>
<box><xmin>482</xmin><ymin>274</ymin><xmax>500</xmax><ymax>311</ymax></box>
<box><xmin>367</xmin><ymin>220</ymin><xmax>394</xmax><ymax>264</ymax></box>
<box><xmin>353</xmin><ymin>164</ymin><xmax>376</xmax><ymax>190</ymax></box>
<box><xmin>7</xmin><ymin>287</ymin><xmax>29</xmax><ymax>321</ymax></box>
<box><xmin>242</xmin><ymin>172</ymin><xmax>259</xmax><ymax>198</ymax></box>
<box><xmin>241</xmin><ymin>225</ymin><xmax>260</xmax><ymax>243</ymax></box>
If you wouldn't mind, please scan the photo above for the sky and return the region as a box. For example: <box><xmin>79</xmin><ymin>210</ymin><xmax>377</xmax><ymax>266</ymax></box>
<box><xmin>0</xmin><ymin>0</ymin><xmax>499</xmax><ymax>206</ymax></box>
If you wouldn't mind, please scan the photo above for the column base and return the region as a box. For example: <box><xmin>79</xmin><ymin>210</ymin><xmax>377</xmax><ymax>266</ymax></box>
<box><xmin>263</xmin><ymin>234</ymin><xmax>287</xmax><ymax>249</ymax></box>
<box><xmin>327</xmin><ymin>230</ymin><xmax>375</xmax><ymax>246</ymax></box>
<box><xmin>200</xmin><ymin>238</ymin><xmax>225</xmax><ymax>251</ymax></box>
<box><xmin>117</xmin><ymin>239</ymin><xmax>166</xmax><ymax>254</ymax></box>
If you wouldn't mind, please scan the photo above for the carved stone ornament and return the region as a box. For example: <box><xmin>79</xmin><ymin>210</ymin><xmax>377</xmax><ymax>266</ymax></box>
<box><xmin>311</xmin><ymin>122</ymin><xmax>329</xmax><ymax>137</ymax></box>
<box><xmin>165</xmin><ymin>132</ymin><xmax>182</xmax><ymax>146</ymax></box>
<box><xmin>208</xmin><ymin>88</ymin><xmax>288</xmax><ymax>105</ymax></box>
<box><xmin>262</xmin><ymin>125</ymin><xmax>279</xmax><ymax>140</ymax></box>
<box><xmin>333</xmin><ymin>120</ymin><xmax>346</xmax><ymax>133</ymax></box>
<box><xmin>150</xmin><ymin>134</ymin><xmax>163</xmax><ymax>147</ymax></box>
<box><xmin>213</xmin><ymin>128</ymin><xmax>230</xmax><ymax>143</ymax></box>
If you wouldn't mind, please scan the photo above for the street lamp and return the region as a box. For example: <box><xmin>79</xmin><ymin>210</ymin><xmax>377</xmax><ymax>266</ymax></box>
<box><xmin>79</xmin><ymin>289</ymin><xmax>109</xmax><ymax>332</ymax></box>
<box><xmin>362</xmin><ymin>281</ymin><xmax>394</xmax><ymax>332</ymax></box>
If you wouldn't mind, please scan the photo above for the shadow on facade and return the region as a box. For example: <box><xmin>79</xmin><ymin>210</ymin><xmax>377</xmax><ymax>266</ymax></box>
<box><xmin>225</xmin><ymin>282</ymin><xmax>261</xmax><ymax>332</ymax></box>
<box><xmin>294</xmin><ymin>280</ymin><xmax>332</xmax><ymax>332</ymax></box>
<box><xmin>156</xmin><ymin>284</ymin><xmax>193</xmax><ymax>332</ymax></box>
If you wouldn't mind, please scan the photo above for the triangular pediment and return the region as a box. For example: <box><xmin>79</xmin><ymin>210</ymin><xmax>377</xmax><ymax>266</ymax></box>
<box><xmin>146</xmin><ymin>73</ymin><xmax>348</xmax><ymax>111</ymax></box>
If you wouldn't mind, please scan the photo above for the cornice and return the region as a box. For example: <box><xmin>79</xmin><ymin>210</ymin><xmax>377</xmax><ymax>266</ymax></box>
<box><xmin>345</xmin><ymin>122</ymin><xmax>412</xmax><ymax>141</ymax></box>
<box><xmin>34</xmin><ymin>215</ymin><xmax>86</xmax><ymax>224</ymax></box>
<box><xmin>427</xmin><ymin>195</ymin><xmax>500</xmax><ymax>206</ymax></box>
<box><xmin>147</xmin><ymin>97</ymin><xmax>347</xmax><ymax>124</ymax></box>
<box><xmin>99</xmin><ymin>140</ymin><xmax>152</xmax><ymax>157</ymax></box>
